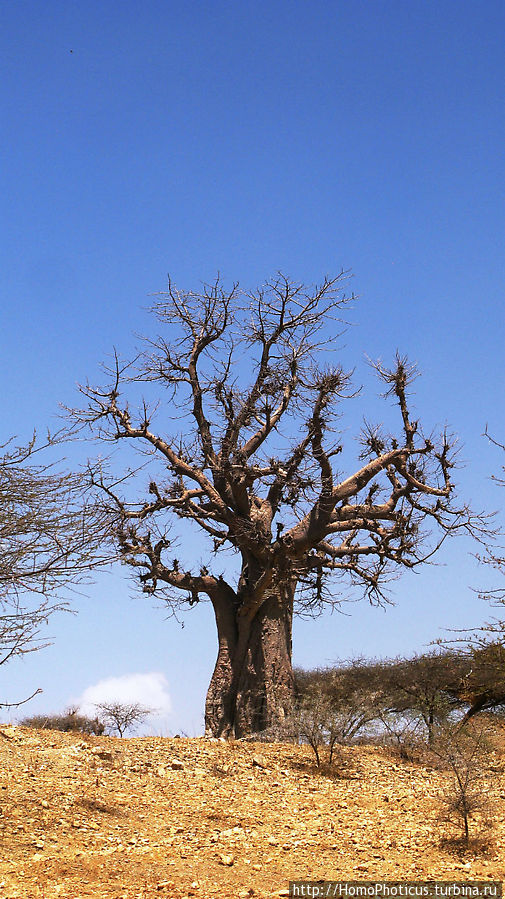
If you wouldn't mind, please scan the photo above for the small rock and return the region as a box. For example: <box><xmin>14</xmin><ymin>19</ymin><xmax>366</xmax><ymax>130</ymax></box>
<box><xmin>171</xmin><ymin>759</ymin><xmax>184</xmax><ymax>770</ymax></box>
<box><xmin>252</xmin><ymin>756</ymin><xmax>267</xmax><ymax>769</ymax></box>
<box><xmin>157</xmin><ymin>766</ymin><xmax>166</xmax><ymax>777</ymax></box>
<box><xmin>91</xmin><ymin>748</ymin><xmax>114</xmax><ymax>761</ymax></box>
<box><xmin>156</xmin><ymin>881</ymin><xmax>175</xmax><ymax>891</ymax></box>
<box><xmin>219</xmin><ymin>854</ymin><xmax>234</xmax><ymax>866</ymax></box>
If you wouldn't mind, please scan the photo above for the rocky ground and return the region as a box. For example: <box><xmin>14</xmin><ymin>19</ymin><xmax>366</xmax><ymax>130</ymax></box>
<box><xmin>0</xmin><ymin>725</ymin><xmax>504</xmax><ymax>899</ymax></box>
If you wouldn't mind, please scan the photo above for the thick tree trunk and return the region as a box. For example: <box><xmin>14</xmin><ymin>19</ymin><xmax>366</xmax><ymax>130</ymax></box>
<box><xmin>205</xmin><ymin>579</ymin><xmax>295</xmax><ymax>738</ymax></box>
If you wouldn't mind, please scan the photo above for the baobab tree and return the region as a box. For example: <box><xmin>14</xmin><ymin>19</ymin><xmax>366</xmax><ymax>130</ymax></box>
<box><xmin>75</xmin><ymin>273</ymin><xmax>480</xmax><ymax>738</ymax></box>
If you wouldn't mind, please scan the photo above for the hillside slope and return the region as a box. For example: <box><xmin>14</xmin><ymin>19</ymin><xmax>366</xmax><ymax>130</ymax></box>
<box><xmin>0</xmin><ymin>727</ymin><xmax>503</xmax><ymax>898</ymax></box>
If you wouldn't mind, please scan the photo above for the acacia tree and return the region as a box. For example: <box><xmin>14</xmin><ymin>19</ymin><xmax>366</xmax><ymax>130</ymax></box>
<box><xmin>295</xmin><ymin>661</ymin><xmax>389</xmax><ymax>742</ymax></box>
<box><xmin>94</xmin><ymin>701</ymin><xmax>154</xmax><ymax>737</ymax></box>
<box><xmin>378</xmin><ymin>652</ymin><xmax>470</xmax><ymax>743</ymax></box>
<box><xmin>441</xmin><ymin>432</ymin><xmax>505</xmax><ymax>722</ymax></box>
<box><xmin>0</xmin><ymin>435</ymin><xmax>107</xmax><ymax>704</ymax></box>
<box><xmin>75</xmin><ymin>274</ymin><xmax>479</xmax><ymax>738</ymax></box>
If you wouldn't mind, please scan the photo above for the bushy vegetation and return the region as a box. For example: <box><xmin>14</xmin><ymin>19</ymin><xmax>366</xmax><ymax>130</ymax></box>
<box><xmin>20</xmin><ymin>700</ymin><xmax>155</xmax><ymax>738</ymax></box>
<box><xmin>290</xmin><ymin>650</ymin><xmax>502</xmax><ymax>850</ymax></box>
<box><xmin>290</xmin><ymin>646</ymin><xmax>505</xmax><ymax>763</ymax></box>
<box><xmin>20</xmin><ymin>708</ymin><xmax>104</xmax><ymax>735</ymax></box>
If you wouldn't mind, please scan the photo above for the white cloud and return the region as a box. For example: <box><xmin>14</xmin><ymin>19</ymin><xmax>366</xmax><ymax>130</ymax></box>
<box><xmin>76</xmin><ymin>672</ymin><xmax>171</xmax><ymax>729</ymax></box>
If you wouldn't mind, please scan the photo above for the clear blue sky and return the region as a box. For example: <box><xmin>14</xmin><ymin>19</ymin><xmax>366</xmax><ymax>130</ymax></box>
<box><xmin>2</xmin><ymin>1</ymin><xmax>504</xmax><ymax>734</ymax></box>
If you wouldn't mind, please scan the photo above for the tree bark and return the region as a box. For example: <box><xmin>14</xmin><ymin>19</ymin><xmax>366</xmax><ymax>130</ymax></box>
<box><xmin>205</xmin><ymin>579</ymin><xmax>296</xmax><ymax>738</ymax></box>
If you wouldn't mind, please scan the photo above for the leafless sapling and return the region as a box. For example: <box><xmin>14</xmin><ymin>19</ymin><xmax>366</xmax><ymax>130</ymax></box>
<box><xmin>430</xmin><ymin>722</ymin><xmax>496</xmax><ymax>848</ymax></box>
<box><xmin>94</xmin><ymin>700</ymin><xmax>155</xmax><ymax>737</ymax></box>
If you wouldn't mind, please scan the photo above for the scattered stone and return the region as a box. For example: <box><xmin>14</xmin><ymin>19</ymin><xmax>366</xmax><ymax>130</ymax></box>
<box><xmin>2</xmin><ymin>723</ymin><xmax>504</xmax><ymax>895</ymax></box>
<box><xmin>91</xmin><ymin>748</ymin><xmax>114</xmax><ymax>762</ymax></box>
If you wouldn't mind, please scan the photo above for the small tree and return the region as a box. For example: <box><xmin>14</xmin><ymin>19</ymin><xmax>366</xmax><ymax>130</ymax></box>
<box><xmin>430</xmin><ymin>722</ymin><xmax>495</xmax><ymax>847</ymax></box>
<box><xmin>376</xmin><ymin>708</ymin><xmax>427</xmax><ymax>761</ymax></box>
<box><xmin>95</xmin><ymin>700</ymin><xmax>154</xmax><ymax>737</ymax></box>
<box><xmin>295</xmin><ymin>660</ymin><xmax>388</xmax><ymax>743</ymax></box>
<box><xmin>290</xmin><ymin>688</ymin><xmax>344</xmax><ymax>767</ymax></box>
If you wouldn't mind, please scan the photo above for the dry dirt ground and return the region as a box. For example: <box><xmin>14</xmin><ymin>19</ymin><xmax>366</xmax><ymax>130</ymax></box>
<box><xmin>0</xmin><ymin>726</ymin><xmax>504</xmax><ymax>899</ymax></box>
